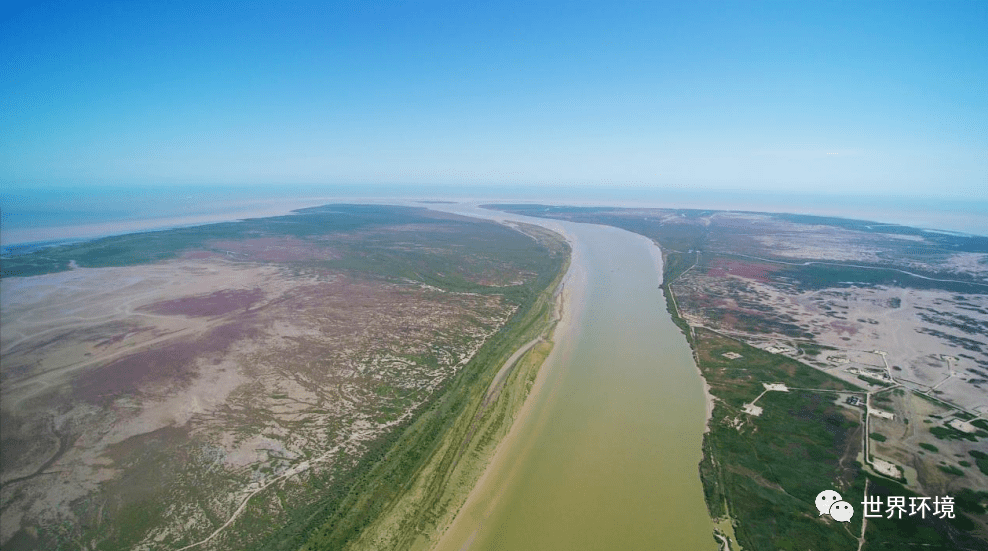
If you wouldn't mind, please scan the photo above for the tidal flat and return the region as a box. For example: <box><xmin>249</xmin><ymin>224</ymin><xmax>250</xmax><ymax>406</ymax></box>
<box><xmin>0</xmin><ymin>205</ymin><xmax>568</xmax><ymax>550</ymax></box>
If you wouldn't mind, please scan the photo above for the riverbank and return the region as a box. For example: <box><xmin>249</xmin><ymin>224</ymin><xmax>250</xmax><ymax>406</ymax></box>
<box><xmin>295</xmin><ymin>223</ymin><xmax>572</xmax><ymax>551</ymax></box>
<box><xmin>657</xmin><ymin>252</ymin><xmax>740</xmax><ymax>549</ymax></box>
<box><xmin>429</xmin><ymin>225</ymin><xmax>587</xmax><ymax>551</ymax></box>
<box><xmin>648</xmin><ymin>240</ymin><xmax>717</xmax><ymax>434</ymax></box>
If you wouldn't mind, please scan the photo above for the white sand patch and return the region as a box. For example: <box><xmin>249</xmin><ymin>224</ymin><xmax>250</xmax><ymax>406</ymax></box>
<box><xmin>872</xmin><ymin>458</ymin><xmax>901</xmax><ymax>478</ymax></box>
<box><xmin>743</xmin><ymin>404</ymin><xmax>763</xmax><ymax>416</ymax></box>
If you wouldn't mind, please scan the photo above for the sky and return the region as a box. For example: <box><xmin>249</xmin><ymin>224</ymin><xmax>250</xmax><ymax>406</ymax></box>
<box><xmin>2</xmin><ymin>0</ymin><xmax>986</xmax><ymax>198</ymax></box>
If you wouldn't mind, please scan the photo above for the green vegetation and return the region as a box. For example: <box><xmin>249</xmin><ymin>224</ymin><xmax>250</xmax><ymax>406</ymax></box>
<box><xmin>970</xmin><ymin>450</ymin><xmax>988</xmax><ymax>476</ymax></box>
<box><xmin>692</xmin><ymin>329</ymin><xmax>864</xmax><ymax>550</ymax></box>
<box><xmin>930</xmin><ymin>425</ymin><xmax>979</xmax><ymax>442</ymax></box>
<box><xmin>2</xmin><ymin>205</ymin><xmax>557</xmax><ymax>298</ymax></box>
<box><xmin>694</xmin><ymin>329</ymin><xmax>858</xmax><ymax>409</ymax></box>
<box><xmin>919</xmin><ymin>443</ymin><xmax>939</xmax><ymax>452</ymax></box>
<box><xmin>955</xmin><ymin>489</ymin><xmax>988</xmax><ymax>516</ymax></box>
<box><xmin>938</xmin><ymin>464</ymin><xmax>965</xmax><ymax>476</ymax></box>
<box><xmin>798</xmin><ymin>343</ymin><xmax>834</xmax><ymax>357</ymax></box>
<box><xmin>856</xmin><ymin>476</ymin><xmax>984</xmax><ymax>550</ymax></box>
<box><xmin>869</xmin><ymin>432</ymin><xmax>887</xmax><ymax>442</ymax></box>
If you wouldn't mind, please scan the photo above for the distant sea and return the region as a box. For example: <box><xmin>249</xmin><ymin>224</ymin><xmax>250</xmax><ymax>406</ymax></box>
<box><xmin>2</xmin><ymin>184</ymin><xmax>986</xmax><ymax>256</ymax></box>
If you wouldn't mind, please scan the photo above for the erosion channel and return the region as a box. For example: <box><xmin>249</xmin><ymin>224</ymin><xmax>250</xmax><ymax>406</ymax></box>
<box><xmin>433</xmin><ymin>206</ymin><xmax>717</xmax><ymax>551</ymax></box>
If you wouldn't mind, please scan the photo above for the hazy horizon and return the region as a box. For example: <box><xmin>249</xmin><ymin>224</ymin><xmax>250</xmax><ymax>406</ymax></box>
<box><xmin>3</xmin><ymin>184</ymin><xmax>986</xmax><ymax>253</ymax></box>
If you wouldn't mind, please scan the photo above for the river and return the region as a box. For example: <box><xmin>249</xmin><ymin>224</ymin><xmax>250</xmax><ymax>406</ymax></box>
<box><xmin>430</xmin><ymin>205</ymin><xmax>717</xmax><ymax>551</ymax></box>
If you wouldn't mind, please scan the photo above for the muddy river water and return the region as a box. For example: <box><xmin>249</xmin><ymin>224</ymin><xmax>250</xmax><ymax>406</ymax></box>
<box><xmin>429</xmin><ymin>206</ymin><xmax>717</xmax><ymax>551</ymax></box>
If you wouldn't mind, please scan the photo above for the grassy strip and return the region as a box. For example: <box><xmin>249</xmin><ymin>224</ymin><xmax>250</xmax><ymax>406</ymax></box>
<box><xmin>277</xmin><ymin>230</ymin><xmax>569</xmax><ymax>551</ymax></box>
<box><xmin>348</xmin><ymin>337</ymin><xmax>555</xmax><ymax>551</ymax></box>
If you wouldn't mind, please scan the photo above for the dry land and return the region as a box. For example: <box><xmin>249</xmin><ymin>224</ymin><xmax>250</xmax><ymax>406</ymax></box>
<box><xmin>0</xmin><ymin>205</ymin><xmax>569</xmax><ymax>551</ymax></box>
<box><xmin>491</xmin><ymin>205</ymin><xmax>988</xmax><ymax>551</ymax></box>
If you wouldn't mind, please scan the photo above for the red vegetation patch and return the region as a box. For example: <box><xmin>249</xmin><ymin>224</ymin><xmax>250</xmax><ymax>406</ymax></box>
<box><xmin>706</xmin><ymin>259</ymin><xmax>780</xmax><ymax>283</ymax></box>
<box><xmin>140</xmin><ymin>289</ymin><xmax>264</xmax><ymax>317</ymax></box>
<box><xmin>720</xmin><ymin>311</ymin><xmax>740</xmax><ymax>328</ymax></box>
<box><xmin>829</xmin><ymin>321</ymin><xmax>859</xmax><ymax>336</ymax></box>
<box><xmin>182</xmin><ymin>250</ymin><xmax>221</xmax><ymax>260</ymax></box>
<box><xmin>73</xmin><ymin>322</ymin><xmax>255</xmax><ymax>404</ymax></box>
<box><xmin>208</xmin><ymin>237</ymin><xmax>340</xmax><ymax>262</ymax></box>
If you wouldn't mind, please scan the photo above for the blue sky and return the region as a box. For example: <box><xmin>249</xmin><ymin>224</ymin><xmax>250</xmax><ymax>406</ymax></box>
<box><xmin>2</xmin><ymin>1</ymin><xmax>986</xmax><ymax>197</ymax></box>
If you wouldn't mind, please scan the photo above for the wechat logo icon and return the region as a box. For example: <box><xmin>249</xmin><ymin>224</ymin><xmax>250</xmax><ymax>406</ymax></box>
<box><xmin>816</xmin><ymin>490</ymin><xmax>854</xmax><ymax>522</ymax></box>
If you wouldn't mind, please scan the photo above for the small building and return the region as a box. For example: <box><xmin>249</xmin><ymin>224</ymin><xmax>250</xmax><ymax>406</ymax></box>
<box><xmin>722</xmin><ymin>352</ymin><xmax>743</xmax><ymax>360</ymax></box>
